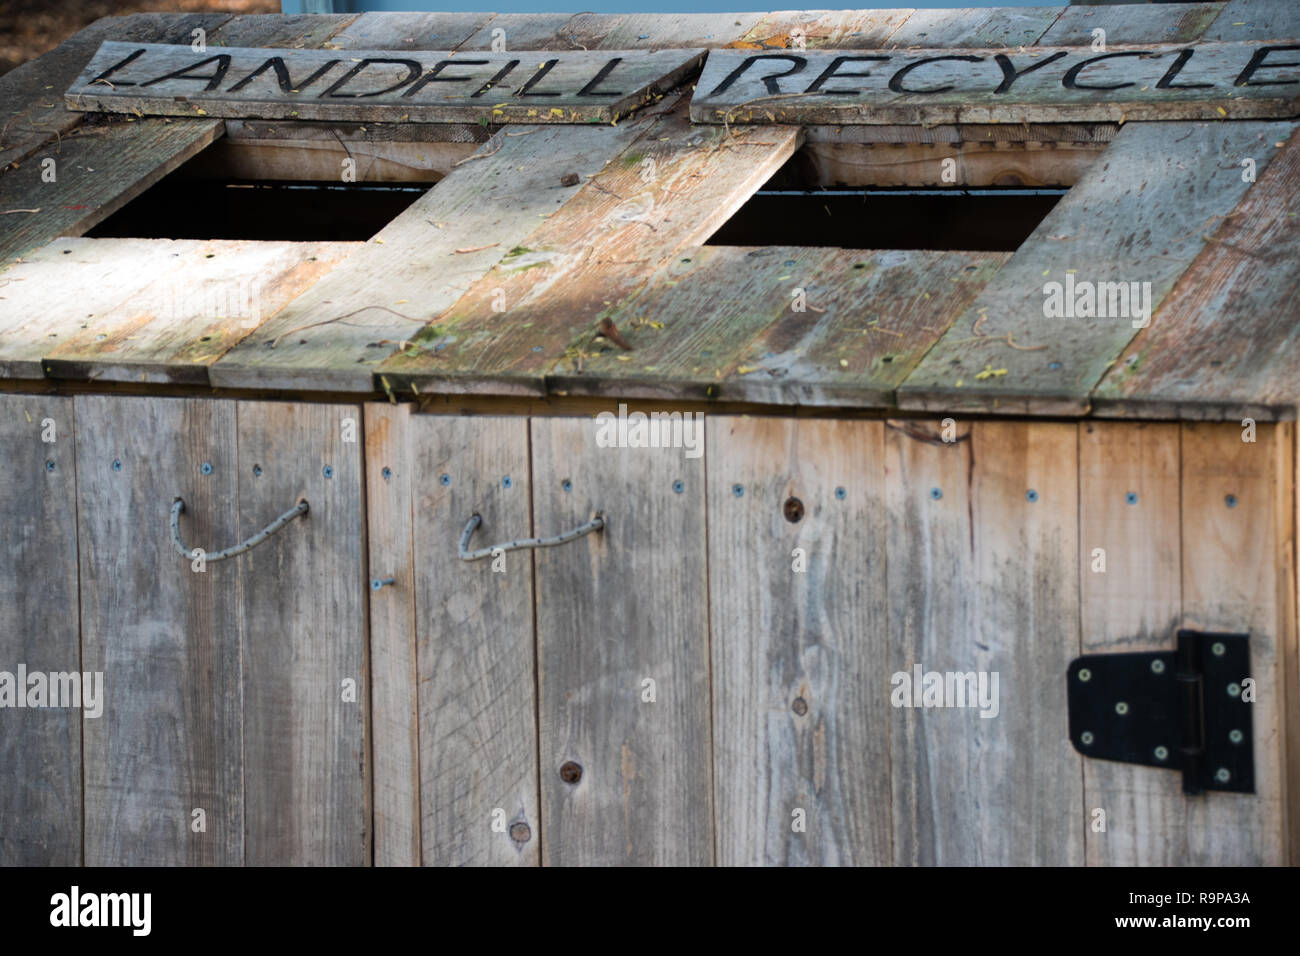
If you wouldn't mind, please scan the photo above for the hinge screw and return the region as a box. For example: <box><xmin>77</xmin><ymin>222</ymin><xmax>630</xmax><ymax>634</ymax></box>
<box><xmin>1080</xmin><ymin>731</ymin><xmax>1094</xmax><ymax>746</ymax></box>
<box><xmin>1215</xmin><ymin>767</ymin><xmax>1231</xmax><ymax>783</ymax></box>
<box><xmin>1115</xmin><ymin>701</ymin><xmax>1130</xmax><ymax>715</ymax></box>
<box><xmin>1228</xmin><ymin>729</ymin><xmax>1244</xmax><ymax>745</ymax></box>
<box><xmin>1150</xmin><ymin>659</ymin><xmax>1165</xmax><ymax>674</ymax></box>
<box><xmin>1077</xmin><ymin>668</ymin><xmax>1092</xmax><ymax>682</ymax></box>
<box><xmin>1211</xmin><ymin>642</ymin><xmax>1226</xmax><ymax>657</ymax></box>
<box><xmin>1227</xmin><ymin>682</ymin><xmax>1241</xmax><ymax>698</ymax></box>
<box><xmin>1154</xmin><ymin>746</ymin><xmax>1169</xmax><ymax>761</ymax></box>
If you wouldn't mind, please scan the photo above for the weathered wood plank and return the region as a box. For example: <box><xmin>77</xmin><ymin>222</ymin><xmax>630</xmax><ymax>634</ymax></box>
<box><xmin>67</xmin><ymin>42</ymin><xmax>705</xmax><ymax>126</ymax></box>
<box><xmin>1178</xmin><ymin>422</ymin><xmax>1289</xmax><ymax>864</ymax></box>
<box><xmin>886</xmin><ymin>420</ymin><xmax>1083</xmax><ymax>865</ymax></box>
<box><xmin>532</xmin><ymin>415</ymin><xmax>712</xmax><ymax>865</ymax></box>
<box><xmin>41</xmin><ymin>239</ymin><xmax>356</xmax><ymax>385</ymax></box>
<box><xmin>803</xmin><ymin>122</ymin><xmax>1117</xmax><ymax>144</ymax></box>
<box><xmin>184</xmin><ymin>137</ymin><xmax>475</xmax><ymax>182</ymax></box>
<box><xmin>0</xmin><ymin>13</ymin><xmax>231</xmax><ymax>171</ymax></box>
<box><xmin>1092</xmin><ymin>126</ymin><xmax>1300</xmax><ymax>422</ymax></box>
<box><xmin>730</xmin><ymin>9</ymin><xmax>912</xmax><ymax>50</ymax></box>
<box><xmin>1203</xmin><ymin>0</ymin><xmax>1300</xmax><ymax>42</ymax></box>
<box><xmin>458</xmin><ymin>13</ymin><xmax>591</xmax><ymax>52</ymax></box>
<box><xmin>378</xmin><ymin>104</ymin><xmax>801</xmax><ymax>397</ymax></box>
<box><xmin>0</xmin><ymin>117</ymin><xmax>222</xmax><ymax>264</ymax></box>
<box><xmin>238</xmin><ymin>401</ymin><xmax>367</xmax><ymax>866</ymax></box>
<box><xmin>410</xmin><ymin>414</ymin><xmax>540</xmax><ymax>866</ymax></box>
<box><xmin>363</xmin><ymin>402</ymin><xmax>420</xmax><ymax>867</ymax></box>
<box><xmin>208</xmin><ymin>13</ymin><xmax>359</xmax><ymax>50</ymax></box>
<box><xmin>210</xmin><ymin>123</ymin><xmax>643</xmax><ymax>393</ymax></box>
<box><xmin>708</xmin><ymin>416</ymin><xmax>891</xmax><ymax>865</ymax></box>
<box><xmin>1038</xmin><ymin>3</ymin><xmax>1222</xmax><ymax>47</ymax></box>
<box><xmin>329</xmin><ymin>12</ymin><xmax>494</xmax><ymax>52</ymax></box>
<box><xmin>550</xmin><ymin>246</ymin><xmax>1005</xmax><ymax>407</ymax></box>
<box><xmin>887</xmin><ymin>7</ymin><xmax>1063</xmax><ymax>49</ymax></box>
<box><xmin>1078</xmin><ymin>421</ymin><xmax>1185</xmax><ymax>865</ymax></box>
<box><xmin>78</xmin><ymin>395</ymin><xmax>242</xmax><ymax>865</ymax></box>
<box><xmin>785</xmin><ymin>140</ymin><xmax>1105</xmax><ymax>188</ymax></box>
<box><xmin>586</xmin><ymin>13</ymin><xmax>765</xmax><ymax>50</ymax></box>
<box><xmin>0</xmin><ymin>395</ymin><xmax>80</xmax><ymax>865</ymax></box>
<box><xmin>692</xmin><ymin>42</ymin><xmax>1300</xmax><ymax>126</ymax></box>
<box><xmin>897</xmin><ymin>119</ymin><xmax>1298</xmax><ymax>417</ymax></box>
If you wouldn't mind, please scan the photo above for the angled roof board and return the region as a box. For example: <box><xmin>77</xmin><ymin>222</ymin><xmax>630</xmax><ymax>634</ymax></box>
<box><xmin>1</xmin><ymin>5</ymin><xmax>1299</xmax><ymax>420</ymax></box>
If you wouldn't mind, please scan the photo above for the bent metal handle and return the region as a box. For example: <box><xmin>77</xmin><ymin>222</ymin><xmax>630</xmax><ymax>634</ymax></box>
<box><xmin>458</xmin><ymin>512</ymin><xmax>605</xmax><ymax>562</ymax></box>
<box><xmin>170</xmin><ymin>497</ymin><xmax>309</xmax><ymax>563</ymax></box>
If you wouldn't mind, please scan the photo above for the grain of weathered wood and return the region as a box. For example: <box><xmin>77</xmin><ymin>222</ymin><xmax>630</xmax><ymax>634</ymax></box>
<box><xmin>410</xmin><ymin>414</ymin><xmax>540</xmax><ymax>866</ymax></box>
<box><xmin>0</xmin><ymin>117</ymin><xmax>222</xmax><ymax>264</ymax></box>
<box><xmin>1078</xmin><ymin>421</ymin><xmax>1185</xmax><ymax>865</ymax></box>
<box><xmin>0</xmin><ymin>395</ymin><xmax>80</xmax><ymax>865</ymax></box>
<box><xmin>187</xmin><ymin>138</ymin><xmax>476</xmax><ymax>182</ymax></box>
<box><xmin>1289</xmin><ymin>422</ymin><xmax>1300</xmax><ymax>867</ymax></box>
<box><xmin>378</xmin><ymin>104</ymin><xmax>801</xmax><ymax>396</ymax></box>
<box><xmin>584</xmin><ymin>13</ymin><xmax>765</xmax><ymax>50</ymax></box>
<box><xmin>459</xmin><ymin>13</ymin><xmax>591</xmax><ymax>52</ymax></box>
<box><xmin>803</xmin><ymin>122</ymin><xmax>1117</xmax><ymax>145</ymax></box>
<box><xmin>731</xmin><ymin>9</ymin><xmax>912</xmax><ymax>50</ymax></box>
<box><xmin>208</xmin><ymin>13</ymin><xmax>359</xmax><ymax>50</ymax></box>
<box><xmin>1178</xmin><ymin>422</ymin><xmax>1289</xmax><ymax>865</ymax></box>
<box><xmin>1092</xmin><ymin>126</ymin><xmax>1300</xmax><ymax>422</ymax></box>
<box><xmin>0</xmin><ymin>13</ymin><xmax>231</xmax><ymax>171</ymax></box>
<box><xmin>210</xmin><ymin>123</ymin><xmax>643</xmax><ymax>393</ymax></box>
<box><xmin>77</xmin><ymin>395</ymin><xmax>242</xmax><ymax>865</ymax></box>
<box><xmin>551</xmin><ymin>246</ymin><xmax>1006</xmax><ymax>406</ymax></box>
<box><xmin>693</xmin><ymin>41</ymin><xmax>1300</xmax><ymax>126</ymax></box>
<box><xmin>41</xmin><ymin>239</ymin><xmax>356</xmax><ymax>385</ymax></box>
<box><xmin>1038</xmin><ymin>3</ymin><xmax>1222</xmax><ymax>47</ymax></box>
<box><xmin>238</xmin><ymin>400</ymin><xmax>368</xmax><ymax>866</ymax></box>
<box><xmin>532</xmin><ymin>415</ymin><xmax>712</xmax><ymax>865</ymax></box>
<box><xmin>363</xmin><ymin>402</ymin><xmax>420</xmax><ymax>866</ymax></box>
<box><xmin>886</xmin><ymin>420</ymin><xmax>1083</xmax><ymax>865</ymax></box>
<box><xmin>67</xmin><ymin>42</ymin><xmax>705</xmax><ymax>126</ymax></box>
<box><xmin>329</xmin><ymin>12</ymin><xmax>493</xmax><ymax>51</ymax></box>
<box><xmin>708</xmin><ymin>416</ymin><xmax>891</xmax><ymax>865</ymax></box>
<box><xmin>1203</xmin><ymin>0</ymin><xmax>1300</xmax><ymax>42</ymax></box>
<box><xmin>887</xmin><ymin>6</ymin><xmax>1063</xmax><ymax>49</ymax></box>
<box><xmin>897</xmin><ymin>119</ymin><xmax>1298</xmax><ymax>417</ymax></box>
<box><xmin>785</xmin><ymin>140</ymin><xmax>1105</xmax><ymax>188</ymax></box>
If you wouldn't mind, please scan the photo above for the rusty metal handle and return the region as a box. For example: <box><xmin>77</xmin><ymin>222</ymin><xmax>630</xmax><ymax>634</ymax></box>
<box><xmin>458</xmin><ymin>512</ymin><xmax>604</xmax><ymax>562</ymax></box>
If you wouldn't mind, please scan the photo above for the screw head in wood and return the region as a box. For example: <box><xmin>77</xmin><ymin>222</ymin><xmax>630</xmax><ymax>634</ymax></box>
<box><xmin>930</xmin><ymin>487</ymin><xmax>943</xmax><ymax>500</ymax></box>
<box><xmin>201</xmin><ymin>462</ymin><xmax>213</xmax><ymax>475</ymax></box>
<box><xmin>1154</xmin><ymin>746</ymin><xmax>1169</xmax><ymax>761</ymax></box>
<box><xmin>1215</xmin><ymin>767</ymin><xmax>1231</xmax><ymax>783</ymax></box>
<box><xmin>783</xmin><ymin>496</ymin><xmax>804</xmax><ymax>523</ymax></box>
<box><xmin>440</xmin><ymin>473</ymin><xmax>450</xmax><ymax>486</ymax></box>
<box><xmin>1229</xmin><ymin>729</ymin><xmax>1244</xmax><ymax>744</ymax></box>
<box><xmin>1212</xmin><ymin>642</ymin><xmax>1226</xmax><ymax>657</ymax></box>
<box><xmin>732</xmin><ymin>483</ymin><xmax>744</xmax><ymax>498</ymax></box>
<box><xmin>1078</xmin><ymin>668</ymin><xmax>1092</xmax><ymax>682</ymax></box>
<box><xmin>112</xmin><ymin>459</ymin><xmax>122</xmax><ymax>472</ymax></box>
<box><xmin>1080</xmin><ymin>731</ymin><xmax>1094</xmax><ymax>746</ymax></box>
<box><xmin>1225</xmin><ymin>494</ymin><xmax>1238</xmax><ymax>508</ymax></box>
<box><xmin>44</xmin><ymin>460</ymin><xmax>54</xmax><ymax>473</ymax></box>
<box><xmin>1150</xmin><ymin>659</ymin><xmax>1165</xmax><ymax>674</ymax></box>
<box><xmin>835</xmin><ymin>486</ymin><xmax>846</xmax><ymax>500</ymax></box>
<box><xmin>1125</xmin><ymin>492</ymin><xmax>1138</xmax><ymax>505</ymax></box>
<box><xmin>562</xmin><ymin>479</ymin><xmax>572</xmax><ymax>492</ymax></box>
<box><xmin>673</xmin><ymin>480</ymin><xmax>685</xmax><ymax>494</ymax></box>
<box><xmin>1115</xmin><ymin>701</ymin><xmax>1129</xmax><ymax>715</ymax></box>
<box><xmin>502</xmin><ymin>475</ymin><xmax>512</xmax><ymax>489</ymax></box>
<box><xmin>1227</xmin><ymin>682</ymin><xmax>1241</xmax><ymax>697</ymax></box>
<box><xmin>559</xmin><ymin>761</ymin><xmax>583</xmax><ymax>784</ymax></box>
<box><xmin>381</xmin><ymin>466</ymin><xmax>392</xmax><ymax>480</ymax></box>
<box><xmin>253</xmin><ymin>464</ymin><xmax>263</xmax><ymax>477</ymax></box>
<box><xmin>323</xmin><ymin>465</ymin><xmax>334</xmax><ymax>479</ymax></box>
<box><xmin>1026</xmin><ymin>489</ymin><xmax>1038</xmax><ymax>502</ymax></box>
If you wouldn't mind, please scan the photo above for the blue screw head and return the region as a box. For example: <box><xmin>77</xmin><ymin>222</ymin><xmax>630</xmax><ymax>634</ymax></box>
<box><xmin>673</xmin><ymin>480</ymin><xmax>685</xmax><ymax>494</ymax></box>
<box><xmin>835</xmin><ymin>486</ymin><xmax>846</xmax><ymax>500</ymax></box>
<box><xmin>252</xmin><ymin>464</ymin><xmax>262</xmax><ymax>477</ymax></box>
<box><xmin>1126</xmin><ymin>492</ymin><xmax>1138</xmax><ymax>505</ymax></box>
<box><xmin>112</xmin><ymin>459</ymin><xmax>122</xmax><ymax>472</ymax></box>
<box><xmin>439</xmin><ymin>473</ymin><xmax>451</xmax><ymax>486</ymax></box>
<box><xmin>1048</xmin><ymin>361</ymin><xmax>1062</xmax><ymax>370</ymax></box>
<box><xmin>381</xmin><ymin>466</ymin><xmax>392</xmax><ymax>481</ymax></box>
<box><xmin>323</xmin><ymin>465</ymin><xmax>335</xmax><ymax>479</ymax></box>
<box><xmin>502</xmin><ymin>475</ymin><xmax>513</xmax><ymax>489</ymax></box>
<box><xmin>370</xmin><ymin>579</ymin><xmax>383</xmax><ymax>591</ymax></box>
<box><xmin>732</xmin><ymin>483</ymin><xmax>744</xmax><ymax>498</ymax></box>
<box><xmin>1026</xmin><ymin>489</ymin><xmax>1039</xmax><ymax>502</ymax></box>
<box><xmin>1225</xmin><ymin>494</ymin><xmax>1238</xmax><ymax>508</ymax></box>
<box><xmin>44</xmin><ymin>460</ymin><xmax>55</xmax><ymax>473</ymax></box>
<box><xmin>532</xmin><ymin>345</ymin><xmax>543</xmax><ymax>352</ymax></box>
<box><xmin>561</xmin><ymin>479</ymin><xmax>572</xmax><ymax>493</ymax></box>
<box><xmin>930</xmin><ymin>487</ymin><xmax>943</xmax><ymax>500</ymax></box>
<box><xmin>200</xmin><ymin>462</ymin><xmax>213</xmax><ymax>476</ymax></box>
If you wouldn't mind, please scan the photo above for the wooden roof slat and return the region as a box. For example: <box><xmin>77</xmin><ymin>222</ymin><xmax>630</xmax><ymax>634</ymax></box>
<box><xmin>208</xmin><ymin>122</ymin><xmax>646</xmax><ymax>393</ymax></box>
<box><xmin>207</xmin><ymin>13</ymin><xmax>360</xmax><ymax>49</ymax></box>
<box><xmin>886</xmin><ymin>6</ymin><xmax>1064</xmax><ymax>49</ymax></box>
<box><xmin>0</xmin><ymin>116</ymin><xmax>222</xmax><ymax>264</ymax></box>
<box><xmin>730</xmin><ymin>9</ymin><xmax>913</xmax><ymax>50</ymax></box>
<box><xmin>376</xmin><ymin>102</ymin><xmax>801</xmax><ymax>397</ymax></box>
<box><xmin>37</xmin><ymin>239</ymin><xmax>356</xmax><ymax>385</ymax></box>
<box><xmin>328</xmin><ymin>12</ymin><xmax>494</xmax><ymax>51</ymax></box>
<box><xmin>1037</xmin><ymin>3</ymin><xmax>1223</xmax><ymax>47</ymax></box>
<box><xmin>546</xmin><ymin>245</ymin><xmax>1008</xmax><ymax>406</ymax></box>
<box><xmin>895</xmin><ymin>118</ymin><xmax>1300</xmax><ymax>417</ymax></box>
<box><xmin>1091</xmin><ymin>125</ymin><xmax>1300</xmax><ymax>421</ymax></box>
<box><xmin>0</xmin><ymin>12</ymin><xmax>232</xmax><ymax>171</ymax></box>
<box><xmin>1202</xmin><ymin>0</ymin><xmax>1300</xmax><ymax>41</ymax></box>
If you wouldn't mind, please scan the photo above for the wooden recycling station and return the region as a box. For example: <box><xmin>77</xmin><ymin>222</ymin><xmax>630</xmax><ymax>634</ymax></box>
<box><xmin>1</xmin><ymin>1</ymin><xmax>1298</xmax><ymax>867</ymax></box>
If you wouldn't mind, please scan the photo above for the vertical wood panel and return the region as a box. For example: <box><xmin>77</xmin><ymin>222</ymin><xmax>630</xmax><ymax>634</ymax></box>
<box><xmin>77</xmin><ymin>395</ymin><xmax>242</xmax><ymax>865</ymax></box>
<box><xmin>1179</xmin><ymin>422</ymin><xmax>1289</xmax><ymax>864</ymax></box>
<box><xmin>364</xmin><ymin>403</ymin><xmax>420</xmax><ymax>866</ymax></box>
<box><xmin>410</xmin><ymin>414</ymin><xmax>540</xmax><ymax>866</ymax></box>
<box><xmin>1078</xmin><ymin>421</ymin><xmax>1185</xmax><ymax>865</ymax></box>
<box><xmin>532</xmin><ymin>415</ymin><xmax>712</xmax><ymax>865</ymax></box>
<box><xmin>238</xmin><ymin>401</ymin><xmax>368</xmax><ymax>866</ymax></box>
<box><xmin>708</xmin><ymin>416</ymin><xmax>891</xmax><ymax>866</ymax></box>
<box><xmin>0</xmin><ymin>395</ymin><xmax>81</xmax><ymax>864</ymax></box>
<box><xmin>887</xmin><ymin>420</ymin><xmax>1083</xmax><ymax>865</ymax></box>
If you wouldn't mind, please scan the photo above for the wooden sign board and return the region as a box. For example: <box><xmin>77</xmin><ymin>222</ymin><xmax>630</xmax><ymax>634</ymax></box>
<box><xmin>65</xmin><ymin>41</ymin><xmax>705</xmax><ymax>124</ymax></box>
<box><xmin>691</xmin><ymin>42</ymin><xmax>1300</xmax><ymax>125</ymax></box>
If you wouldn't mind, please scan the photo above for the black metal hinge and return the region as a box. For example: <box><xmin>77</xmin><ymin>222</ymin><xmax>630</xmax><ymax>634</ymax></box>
<box><xmin>1067</xmin><ymin>630</ymin><xmax>1254</xmax><ymax>796</ymax></box>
